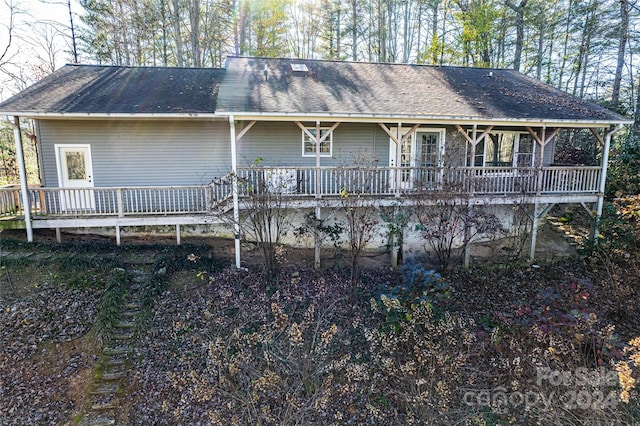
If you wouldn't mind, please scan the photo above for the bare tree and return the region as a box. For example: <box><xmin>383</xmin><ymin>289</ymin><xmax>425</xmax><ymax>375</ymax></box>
<box><xmin>0</xmin><ymin>0</ymin><xmax>21</xmax><ymax>75</ymax></box>
<box><xmin>506</xmin><ymin>0</ymin><xmax>527</xmax><ymax>71</ymax></box>
<box><xmin>611</xmin><ymin>0</ymin><xmax>629</xmax><ymax>111</ymax></box>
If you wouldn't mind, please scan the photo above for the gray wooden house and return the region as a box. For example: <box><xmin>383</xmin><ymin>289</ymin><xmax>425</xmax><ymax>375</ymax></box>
<box><xmin>0</xmin><ymin>56</ymin><xmax>631</xmax><ymax>265</ymax></box>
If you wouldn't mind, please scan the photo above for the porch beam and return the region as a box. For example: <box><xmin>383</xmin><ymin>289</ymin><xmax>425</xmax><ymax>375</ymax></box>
<box><xmin>319</xmin><ymin>121</ymin><xmax>341</xmax><ymax>143</ymax></box>
<box><xmin>294</xmin><ymin>121</ymin><xmax>341</xmax><ymax>145</ymax></box>
<box><xmin>455</xmin><ymin>124</ymin><xmax>495</xmax><ymax>145</ymax></box>
<box><xmin>525</xmin><ymin>126</ymin><xmax>560</xmax><ymax>147</ymax></box>
<box><xmin>378</xmin><ymin>123</ymin><xmax>400</xmax><ymax>144</ymax></box>
<box><xmin>589</xmin><ymin>127</ymin><xmax>605</xmax><ymax>146</ymax></box>
<box><xmin>401</xmin><ymin>123</ymin><xmax>422</xmax><ymax>143</ymax></box>
<box><xmin>380</xmin><ymin>122</ymin><xmax>425</xmax><ymax>145</ymax></box>
<box><xmin>295</xmin><ymin>121</ymin><xmax>317</xmax><ymax>144</ymax></box>
<box><xmin>235</xmin><ymin>120</ymin><xmax>257</xmax><ymax>142</ymax></box>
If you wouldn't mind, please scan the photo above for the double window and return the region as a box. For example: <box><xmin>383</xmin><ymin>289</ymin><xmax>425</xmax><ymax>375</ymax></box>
<box><xmin>302</xmin><ymin>128</ymin><xmax>332</xmax><ymax>157</ymax></box>
<box><xmin>467</xmin><ymin>132</ymin><xmax>536</xmax><ymax>167</ymax></box>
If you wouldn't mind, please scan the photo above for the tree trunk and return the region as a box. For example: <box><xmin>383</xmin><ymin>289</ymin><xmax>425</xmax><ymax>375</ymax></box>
<box><xmin>558</xmin><ymin>0</ymin><xmax>574</xmax><ymax>90</ymax></box>
<box><xmin>378</xmin><ymin>0</ymin><xmax>385</xmax><ymax>61</ymax></box>
<box><xmin>190</xmin><ymin>0</ymin><xmax>200</xmax><ymax>67</ymax></box>
<box><xmin>611</xmin><ymin>0</ymin><xmax>629</xmax><ymax>110</ymax></box>
<box><xmin>172</xmin><ymin>0</ymin><xmax>184</xmax><ymax>67</ymax></box>
<box><xmin>351</xmin><ymin>0</ymin><xmax>358</xmax><ymax>60</ymax></box>
<box><xmin>634</xmin><ymin>76</ymin><xmax>640</xmax><ymax>134</ymax></box>
<box><xmin>506</xmin><ymin>0</ymin><xmax>527</xmax><ymax>71</ymax></box>
<box><xmin>535</xmin><ymin>3</ymin><xmax>545</xmax><ymax>80</ymax></box>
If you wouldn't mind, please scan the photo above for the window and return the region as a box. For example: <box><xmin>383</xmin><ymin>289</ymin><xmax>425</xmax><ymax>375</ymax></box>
<box><xmin>466</xmin><ymin>132</ymin><xmax>535</xmax><ymax>167</ymax></box>
<box><xmin>302</xmin><ymin>128</ymin><xmax>332</xmax><ymax>157</ymax></box>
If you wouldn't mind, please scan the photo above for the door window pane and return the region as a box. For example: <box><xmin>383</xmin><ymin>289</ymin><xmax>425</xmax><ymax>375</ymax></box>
<box><xmin>66</xmin><ymin>152</ymin><xmax>86</xmax><ymax>180</ymax></box>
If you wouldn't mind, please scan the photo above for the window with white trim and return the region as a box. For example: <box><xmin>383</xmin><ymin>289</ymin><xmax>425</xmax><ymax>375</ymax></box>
<box><xmin>466</xmin><ymin>131</ymin><xmax>536</xmax><ymax>167</ymax></box>
<box><xmin>302</xmin><ymin>128</ymin><xmax>332</xmax><ymax>157</ymax></box>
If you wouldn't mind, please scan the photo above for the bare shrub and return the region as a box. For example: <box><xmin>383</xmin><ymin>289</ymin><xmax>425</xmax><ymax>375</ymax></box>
<box><xmin>414</xmin><ymin>191</ymin><xmax>505</xmax><ymax>271</ymax></box>
<box><xmin>219</xmin><ymin>160</ymin><xmax>295</xmax><ymax>278</ymax></box>
<box><xmin>502</xmin><ymin>196</ymin><xmax>534</xmax><ymax>261</ymax></box>
<box><xmin>336</xmin><ymin>192</ymin><xmax>380</xmax><ymax>281</ymax></box>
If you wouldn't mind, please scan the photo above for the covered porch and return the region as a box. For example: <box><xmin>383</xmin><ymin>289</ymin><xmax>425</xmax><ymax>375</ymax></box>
<box><xmin>0</xmin><ymin>163</ymin><xmax>604</xmax><ymax>221</ymax></box>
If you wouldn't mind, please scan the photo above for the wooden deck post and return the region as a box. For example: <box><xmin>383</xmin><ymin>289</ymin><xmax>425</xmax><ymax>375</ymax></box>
<box><xmin>529</xmin><ymin>202</ymin><xmax>540</xmax><ymax>262</ymax></box>
<box><xmin>229</xmin><ymin>115</ymin><xmax>241</xmax><ymax>269</ymax></box>
<box><xmin>593</xmin><ymin>124</ymin><xmax>624</xmax><ymax>241</ymax></box>
<box><xmin>315</xmin><ymin>121</ymin><xmax>321</xmax><ymax>270</ymax></box>
<box><xmin>6</xmin><ymin>116</ymin><xmax>33</xmax><ymax>242</ymax></box>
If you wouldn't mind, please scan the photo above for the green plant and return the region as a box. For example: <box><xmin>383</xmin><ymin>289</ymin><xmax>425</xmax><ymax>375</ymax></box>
<box><xmin>94</xmin><ymin>267</ymin><xmax>130</xmax><ymax>344</ymax></box>
<box><xmin>372</xmin><ymin>258</ymin><xmax>451</xmax><ymax>331</ymax></box>
<box><xmin>293</xmin><ymin>211</ymin><xmax>344</xmax><ymax>269</ymax></box>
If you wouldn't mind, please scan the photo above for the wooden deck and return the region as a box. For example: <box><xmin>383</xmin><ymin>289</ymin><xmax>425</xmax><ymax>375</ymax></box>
<box><xmin>0</xmin><ymin>165</ymin><xmax>602</xmax><ymax>225</ymax></box>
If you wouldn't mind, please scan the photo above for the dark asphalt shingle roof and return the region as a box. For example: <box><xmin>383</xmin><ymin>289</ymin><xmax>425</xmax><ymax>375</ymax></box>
<box><xmin>0</xmin><ymin>57</ymin><xmax>629</xmax><ymax>125</ymax></box>
<box><xmin>0</xmin><ymin>64</ymin><xmax>223</xmax><ymax>114</ymax></box>
<box><xmin>217</xmin><ymin>57</ymin><xmax>628</xmax><ymax>123</ymax></box>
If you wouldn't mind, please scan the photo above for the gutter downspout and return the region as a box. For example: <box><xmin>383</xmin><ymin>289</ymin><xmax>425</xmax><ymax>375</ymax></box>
<box><xmin>229</xmin><ymin>115</ymin><xmax>241</xmax><ymax>269</ymax></box>
<box><xmin>3</xmin><ymin>116</ymin><xmax>33</xmax><ymax>242</ymax></box>
<box><xmin>593</xmin><ymin>123</ymin><xmax>625</xmax><ymax>242</ymax></box>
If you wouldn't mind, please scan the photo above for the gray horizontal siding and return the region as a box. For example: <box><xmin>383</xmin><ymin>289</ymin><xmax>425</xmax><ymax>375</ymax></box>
<box><xmin>39</xmin><ymin>119</ymin><xmax>231</xmax><ymax>188</ymax></box>
<box><xmin>38</xmin><ymin>119</ymin><xmax>559</xmax><ymax>191</ymax></box>
<box><xmin>236</xmin><ymin>122</ymin><xmax>389</xmax><ymax>167</ymax></box>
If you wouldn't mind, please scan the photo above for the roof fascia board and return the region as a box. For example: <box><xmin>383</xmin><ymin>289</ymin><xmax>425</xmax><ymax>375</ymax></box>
<box><xmin>2</xmin><ymin>111</ymin><xmax>631</xmax><ymax>127</ymax></box>
<box><xmin>0</xmin><ymin>112</ymin><xmax>225</xmax><ymax>120</ymax></box>
<box><xmin>221</xmin><ymin>112</ymin><xmax>631</xmax><ymax>128</ymax></box>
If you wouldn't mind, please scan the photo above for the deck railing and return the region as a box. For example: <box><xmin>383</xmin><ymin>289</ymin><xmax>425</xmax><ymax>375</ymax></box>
<box><xmin>0</xmin><ymin>166</ymin><xmax>602</xmax><ymax>217</ymax></box>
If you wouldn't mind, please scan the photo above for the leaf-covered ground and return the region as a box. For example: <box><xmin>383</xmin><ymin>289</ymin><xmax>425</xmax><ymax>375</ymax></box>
<box><xmin>123</xmin><ymin>255</ymin><xmax>640</xmax><ymax>425</ymax></box>
<box><xmin>0</xmin><ymin>234</ymin><xmax>639</xmax><ymax>425</ymax></box>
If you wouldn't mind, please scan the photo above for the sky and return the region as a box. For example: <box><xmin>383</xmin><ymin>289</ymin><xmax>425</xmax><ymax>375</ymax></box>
<box><xmin>1</xmin><ymin>0</ymin><xmax>82</xmax><ymax>98</ymax></box>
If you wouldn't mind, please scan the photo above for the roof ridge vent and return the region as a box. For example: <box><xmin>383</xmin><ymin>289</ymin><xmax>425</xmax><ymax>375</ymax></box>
<box><xmin>291</xmin><ymin>63</ymin><xmax>309</xmax><ymax>72</ymax></box>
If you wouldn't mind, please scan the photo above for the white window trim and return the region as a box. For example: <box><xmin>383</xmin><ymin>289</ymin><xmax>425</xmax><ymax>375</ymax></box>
<box><xmin>466</xmin><ymin>131</ymin><xmax>536</xmax><ymax>167</ymax></box>
<box><xmin>388</xmin><ymin>127</ymin><xmax>446</xmax><ymax>167</ymax></box>
<box><xmin>54</xmin><ymin>143</ymin><xmax>94</xmax><ymax>187</ymax></box>
<box><xmin>302</xmin><ymin>127</ymin><xmax>333</xmax><ymax>157</ymax></box>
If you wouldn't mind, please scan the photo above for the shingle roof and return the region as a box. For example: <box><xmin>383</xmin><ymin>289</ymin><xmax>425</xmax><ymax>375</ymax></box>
<box><xmin>217</xmin><ymin>57</ymin><xmax>629</xmax><ymax>124</ymax></box>
<box><xmin>0</xmin><ymin>64</ymin><xmax>223</xmax><ymax>115</ymax></box>
<box><xmin>0</xmin><ymin>58</ymin><xmax>630</xmax><ymax>125</ymax></box>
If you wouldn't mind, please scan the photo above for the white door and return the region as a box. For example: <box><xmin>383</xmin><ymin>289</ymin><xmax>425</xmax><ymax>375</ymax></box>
<box><xmin>389</xmin><ymin>129</ymin><xmax>444</xmax><ymax>190</ymax></box>
<box><xmin>55</xmin><ymin>145</ymin><xmax>95</xmax><ymax>211</ymax></box>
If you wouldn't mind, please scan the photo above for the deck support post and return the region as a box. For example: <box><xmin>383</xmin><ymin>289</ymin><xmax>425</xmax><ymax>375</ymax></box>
<box><xmin>4</xmin><ymin>116</ymin><xmax>33</xmax><ymax>242</ymax></box>
<box><xmin>176</xmin><ymin>224</ymin><xmax>181</xmax><ymax>245</ymax></box>
<box><xmin>229</xmin><ymin>116</ymin><xmax>241</xmax><ymax>269</ymax></box>
<box><xmin>116</xmin><ymin>225</ymin><xmax>121</xmax><ymax>246</ymax></box>
<box><xmin>55</xmin><ymin>228</ymin><xmax>62</xmax><ymax>243</ymax></box>
<box><xmin>314</xmin><ymin>121</ymin><xmax>322</xmax><ymax>270</ymax></box>
<box><xmin>314</xmin><ymin>205</ymin><xmax>321</xmax><ymax>270</ymax></box>
<box><xmin>593</xmin><ymin>124</ymin><xmax>624</xmax><ymax>242</ymax></box>
<box><xmin>395</xmin><ymin>123</ymin><xmax>402</xmax><ymax>197</ymax></box>
<box><xmin>463</xmin><ymin>201</ymin><xmax>472</xmax><ymax>269</ymax></box>
<box><xmin>529</xmin><ymin>202</ymin><xmax>540</xmax><ymax>262</ymax></box>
